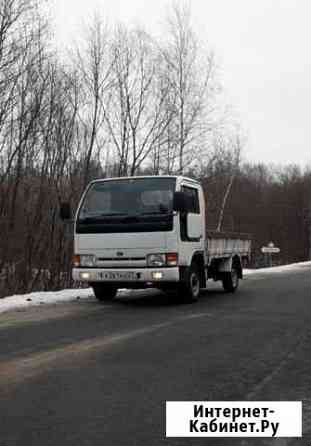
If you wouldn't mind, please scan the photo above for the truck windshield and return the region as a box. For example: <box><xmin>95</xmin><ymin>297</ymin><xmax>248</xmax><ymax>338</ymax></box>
<box><xmin>76</xmin><ymin>177</ymin><xmax>176</xmax><ymax>234</ymax></box>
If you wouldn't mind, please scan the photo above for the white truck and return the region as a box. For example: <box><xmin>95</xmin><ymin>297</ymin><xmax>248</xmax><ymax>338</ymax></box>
<box><xmin>60</xmin><ymin>176</ymin><xmax>251</xmax><ymax>303</ymax></box>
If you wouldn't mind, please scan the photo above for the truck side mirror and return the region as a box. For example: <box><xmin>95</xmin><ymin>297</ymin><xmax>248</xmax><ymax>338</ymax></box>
<box><xmin>60</xmin><ymin>202</ymin><xmax>72</xmax><ymax>220</ymax></box>
<box><xmin>173</xmin><ymin>192</ymin><xmax>188</xmax><ymax>213</ymax></box>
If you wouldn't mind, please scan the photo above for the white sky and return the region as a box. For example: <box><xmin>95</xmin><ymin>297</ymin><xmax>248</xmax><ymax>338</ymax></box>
<box><xmin>51</xmin><ymin>0</ymin><xmax>311</xmax><ymax>167</ymax></box>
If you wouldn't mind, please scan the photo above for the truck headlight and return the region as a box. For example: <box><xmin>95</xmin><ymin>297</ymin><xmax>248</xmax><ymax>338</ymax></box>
<box><xmin>147</xmin><ymin>254</ymin><xmax>166</xmax><ymax>267</ymax></box>
<box><xmin>73</xmin><ymin>254</ymin><xmax>96</xmax><ymax>267</ymax></box>
<box><xmin>146</xmin><ymin>253</ymin><xmax>178</xmax><ymax>267</ymax></box>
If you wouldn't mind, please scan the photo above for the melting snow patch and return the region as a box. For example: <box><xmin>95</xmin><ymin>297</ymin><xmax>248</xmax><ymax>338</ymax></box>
<box><xmin>0</xmin><ymin>288</ymin><xmax>94</xmax><ymax>314</ymax></box>
<box><xmin>0</xmin><ymin>288</ymin><xmax>144</xmax><ymax>315</ymax></box>
<box><xmin>244</xmin><ymin>260</ymin><xmax>311</xmax><ymax>275</ymax></box>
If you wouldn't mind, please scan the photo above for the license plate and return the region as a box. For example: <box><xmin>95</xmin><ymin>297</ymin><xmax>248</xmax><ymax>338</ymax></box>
<box><xmin>98</xmin><ymin>271</ymin><xmax>136</xmax><ymax>281</ymax></box>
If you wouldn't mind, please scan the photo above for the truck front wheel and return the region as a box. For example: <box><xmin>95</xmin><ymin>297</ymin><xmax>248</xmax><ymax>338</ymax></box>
<box><xmin>222</xmin><ymin>264</ymin><xmax>239</xmax><ymax>293</ymax></box>
<box><xmin>179</xmin><ymin>264</ymin><xmax>201</xmax><ymax>303</ymax></box>
<box><xmin>91</xmin><ymin>284</ymin><xmax>118</xmax><ymax>301</ymax></box>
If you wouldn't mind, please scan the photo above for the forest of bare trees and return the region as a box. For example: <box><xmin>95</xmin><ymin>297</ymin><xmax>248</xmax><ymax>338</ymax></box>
<box><xmin>0</xmin><ymin>0</ymin><xmax>310</xmax><ymax>298</ymax></box>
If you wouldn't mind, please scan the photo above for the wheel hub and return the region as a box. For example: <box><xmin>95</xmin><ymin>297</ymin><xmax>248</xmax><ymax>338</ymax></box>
<box><xmin>190</xmin><ymin>273</ymin><xmax>200</xmax><ymax>296</ymax></box>
<box><xmin>231</xmin><ymin>268</ymin><xmax>238</xmax><ymax>287</ymax></box>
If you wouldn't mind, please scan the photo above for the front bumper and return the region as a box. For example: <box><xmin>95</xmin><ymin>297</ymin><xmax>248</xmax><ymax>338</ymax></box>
<box><xmin>72</xmin><ymin>267</ymin><xmax>180</xmax><ymax>284</ymax></box>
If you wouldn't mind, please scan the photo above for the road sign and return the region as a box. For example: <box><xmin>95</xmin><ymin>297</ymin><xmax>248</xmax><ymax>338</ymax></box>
<box><xmin>261</xmin><ymin>246</ymin><xmax>280</xmax><ymax>254</ymax></box>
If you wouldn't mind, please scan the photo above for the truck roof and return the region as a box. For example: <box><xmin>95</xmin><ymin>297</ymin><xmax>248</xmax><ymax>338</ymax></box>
<box><xmin>90</xmin><ymin>175</ymin><xmax>200</xmax><ymax>185</ymax></box>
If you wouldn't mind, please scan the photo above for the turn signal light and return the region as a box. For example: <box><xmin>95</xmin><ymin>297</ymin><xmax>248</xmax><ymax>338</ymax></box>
<box><xmin>73</xmin><ymin>255</ymin><xmax>80</xmax><ymax>267</ymax></box>
<box><xmin>166</xmin><ymin>252</ymin><xmax>178</xmax><ymax>266</ymax></box>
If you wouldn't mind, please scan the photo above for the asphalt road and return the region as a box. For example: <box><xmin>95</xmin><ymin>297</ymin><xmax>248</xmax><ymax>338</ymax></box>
<box><xmin>0</xmin><ymin>267</ymin><xmax>311</xmax><ymax>446</ymax></box>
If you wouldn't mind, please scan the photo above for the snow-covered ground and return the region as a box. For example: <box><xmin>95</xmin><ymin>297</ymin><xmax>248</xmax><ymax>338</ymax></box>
<box><xmin>244</xmin><ymin>260</ymin><xmax>311</xmax><ymax>275</ymax></box>
<box><xmin>1</xmin><ymin>261</ymin><xmax>310</xmax><ymax>315</ymax></box>
<box><xmin>0</xmin><ymin>287</ymin><xmax>148</xmax><ymax>315</ymax></box>
<box><xmin>0</xmin><ymin>288</ymin><xmax>93</xmax><ymax>314</ymax></box>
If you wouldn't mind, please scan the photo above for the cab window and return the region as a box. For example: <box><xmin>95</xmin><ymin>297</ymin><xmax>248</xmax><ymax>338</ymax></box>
<box><xmin>181</xmin><ymin>186</ymin><xmax>200</xmax><ymax>214</ymax></box>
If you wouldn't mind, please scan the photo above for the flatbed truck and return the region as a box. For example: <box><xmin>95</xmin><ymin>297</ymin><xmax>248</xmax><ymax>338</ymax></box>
<box><xmin>61</xmin><ymin>176</ymin><xmax>251</xmax><ymax>303</ymax></box>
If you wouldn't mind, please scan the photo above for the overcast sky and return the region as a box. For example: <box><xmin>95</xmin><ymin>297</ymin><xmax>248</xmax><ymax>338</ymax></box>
<box><xmin>52</xmin><ymin>0</ymin><xmax>311</xmax><ymax>167</ymax></box>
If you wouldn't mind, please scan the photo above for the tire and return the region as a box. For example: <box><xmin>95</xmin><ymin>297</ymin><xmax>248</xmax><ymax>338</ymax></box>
<box><xmin>92</xmin><ymin>284</ymin><xmax>118</xmax><ymax>301</ymax></box>
<box><xmin>179</xmin><ymin>263</ymin><xmax>201</xmax><ymax>303</ymax></box>
<box><xmin>222</xmin><ymin>264</ymin><xmax>239</xmax><ymax>293</ymax></box>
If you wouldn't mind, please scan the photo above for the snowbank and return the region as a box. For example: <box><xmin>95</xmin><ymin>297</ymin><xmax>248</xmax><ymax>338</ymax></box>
<box><xmin>244</xmin><ymin>260</ymin><xmax>311</xmax><ymax>275</ymax></box>
<box><xmin>1</xmin><ymin>261</ymin><xmax>310</xmax><ymax>314</ymax></box>
<box><xmin>0</xmin><ymin>288</ymin><xmax>94</xmax><ymax>314</ymax></box>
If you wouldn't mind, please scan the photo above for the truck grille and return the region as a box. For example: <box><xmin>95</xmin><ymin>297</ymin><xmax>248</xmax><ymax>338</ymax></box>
<box><xmin>95</xmin><ymin>257</ymin><xmax>147</xmax><ymax>268</ymax></box>
<box><xmin>97</xmin><ymin>257</ymin><xmax>145</xmax><ymax>261</ymax></box>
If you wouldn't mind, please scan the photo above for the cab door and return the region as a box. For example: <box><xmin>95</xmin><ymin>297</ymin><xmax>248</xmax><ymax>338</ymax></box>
<box><xmin>178</xmin><ymin>184</ymin><xmax>204</xmax><ymax>265</ymax></box>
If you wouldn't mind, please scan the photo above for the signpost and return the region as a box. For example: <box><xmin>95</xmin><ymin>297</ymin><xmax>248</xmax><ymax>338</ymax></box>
<box><xmin>261</xmin><ymin>242</ymin><xmax>280</xmax><ymax>267</ymax></box>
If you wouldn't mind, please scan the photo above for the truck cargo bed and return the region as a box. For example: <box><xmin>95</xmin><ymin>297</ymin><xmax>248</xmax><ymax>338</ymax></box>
<box><xmin>206</xmin><ymin>230</ymin><xmax>251</xmax><ymax>259</ymax></box>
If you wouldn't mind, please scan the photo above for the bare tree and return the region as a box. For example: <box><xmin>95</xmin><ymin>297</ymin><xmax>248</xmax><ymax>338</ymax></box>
<box><xmin>0</xmin><ymin>1</ymin><xmax>83</xmax><ymax>296</ymax></box>
<box><xmin>214</xmin><ymin>129</ymin><xmax>243</xmax><ymax>231</ymax></box>
<box><xmin>161</xmin><ymin>1</ymin><xmax>218</xmax><ymax>174</ymax></box>
<box><xmin>73</xmin><ymin>14</ymin><xmax>112</xmax><ymax>188</ymax></box>
<box><xmin>105</xmin><ymin>26</ymin><xmax>173</xmax><ymax>176</ymax></box>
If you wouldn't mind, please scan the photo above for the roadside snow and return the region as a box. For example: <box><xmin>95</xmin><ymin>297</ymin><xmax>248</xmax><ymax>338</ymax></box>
<box><xmin>244</xmin><ymin>260</ymin><xmax>311</xmax><ymax>275</ymax></box>
<box><xmin>0</xmin><ymin>288</ymin><xmax>94</xmax><ymax>314</ymax></box>
<box><xmin>0</xmin><ymin>287</ymin><xmax>148</xmax><ymax>315</ymax></box>
<box><xmin>1</xmin><ymin>261</ymin><xmax>311</xmax><ymax>314</ymax></box>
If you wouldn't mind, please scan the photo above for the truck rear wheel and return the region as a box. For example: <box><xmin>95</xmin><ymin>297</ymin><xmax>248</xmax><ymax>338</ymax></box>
<box><xmin>179</xmin><ymin>264</ymin><xmax>201</xmax><ymax>303</ymax></box>
<box><xmin>222</xmin><ymin>264</ymin><xmax>239</xmax><ymax>293</ymax></box>
<box><xmin>92</xmin><ymin>284</ymin><xmax>118</xmax><ymax>301</ymax></box>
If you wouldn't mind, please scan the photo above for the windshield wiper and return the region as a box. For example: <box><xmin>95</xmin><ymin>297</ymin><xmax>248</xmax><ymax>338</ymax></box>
<box><xmin>78</xmin><ymin>211</ymin><xmax>172</xmax><ymax>224</ymax></box>
<box><xmin>140</xmin><ymin>210</ymin><xmax>171</xmax><ymax>216</ymax></box>
<box><xmin>98</xmin><ymin>213</ymin><xmax>129</xmax><ymax>217</ymax></box>
<box><xmin>79</xmin><ymin>213</ymin><xmax>129</xmax><ymax>220</ymax></box>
